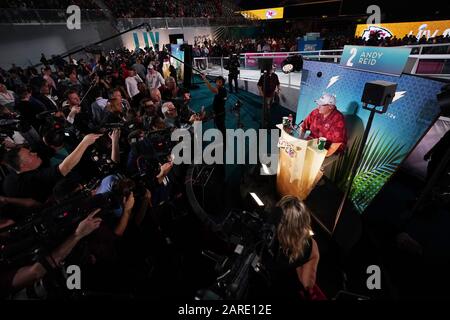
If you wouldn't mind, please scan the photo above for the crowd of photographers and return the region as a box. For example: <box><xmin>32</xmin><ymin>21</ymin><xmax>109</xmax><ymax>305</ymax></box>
<box><xmin>0</xmin><ymin>46</ymin><xmax>205</xmax><ymax>298</ymax></box>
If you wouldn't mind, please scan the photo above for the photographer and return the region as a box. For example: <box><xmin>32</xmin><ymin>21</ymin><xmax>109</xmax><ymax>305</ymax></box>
<box><xmin>176</xmin><ymin>91</ymin><xmax>205</xmax><ymax>126</ymax></box>
<box><xmin>200</xmin><ymin>74</ymin><xmax>227</xmax><ymax>138</ymax></box>
<box><xmin>0</xmin><ymin>195</ymin><xmax>42</xmax><ymax>221</ymax></box>
<box><xmin>0</xmin><ymin>104</ymin><xmax>27</xmax><ymax>149</ymax></box>
<box><xmin>161</xmin><ymin>102</ymin><xmax>180</xmax><ymax>129</ymax></box>
<box><xmin>90</xmin><ymin>87</ymin><xmax>109</xmax><ymax>127</ymax></box>
<box><xmin>0</xmin><ymin>209</ymin><xmax>101</xmax><ymax>299</ymax></box>
<box><xmin>257</xmin><ymin>65</ymin><xmax>280</xmax><ymax>129</ymax></box>
<box><xmin>125</xmin><ymin>67</ymin><xmax>144</xmax><ymax>99</ymax></box>
<box><xmin>94</xmin><ymin>176</ymin><xmax>145</xmax><ymax>236</ymax></box>
<box><xmin>160</xmin><ymin>77</ymin><xmax>179</xmax><ymax>101</ymax></box>
<box><xmin>0</xmin><ymin>84</ymin><xmax>16</xmax><ymax>109</ymax></box>
<box><xmin>100</xmin><ymin>98</ymin><xmax>126</xmax><ymax>126</ymax></box>
<box><xmin>138</xmin><ymin>99</ymin><xmax>157</xmax><ymax>131</ymax></box>
<box><xmin>35</xmin><ymin>80</ymin><xmax>58</xmax><ymax>112</ymax></box>
<box><xmin>64</xmin><ymin>89</ymin><xmax>91</xmax><ymax>134</ymax></box>
<box><xmin>42</xmin><ymin>127</ymin><xmax>70</xmax><ymax>167</ymax></box>
<box><xmin>225</xmin><ymin>53</ymin><xmax>240</xmax><ymax>93</ymax></box>
<box><xmin>150</xmin><ymin>88</ymin><xmax>163</xmax><ymax>115</ymax></box>
<box><xmin>132</xmin><ymin>82</ymin><xmax>150</xmax><ymax>111</ymax></box>
<box><xmin>2</xmin><ymin>133</ymin><xmax>102</xmax><ymax>203</ymax></box>
<box><xmin>111</xmin><ymin>87</ymin><xmax>131</xmax><ymax>115</ymax></box>
<box><xmin>15</xmin><ymin>86</ymin><xmax>46</xmax><ymax>134</ymax></box>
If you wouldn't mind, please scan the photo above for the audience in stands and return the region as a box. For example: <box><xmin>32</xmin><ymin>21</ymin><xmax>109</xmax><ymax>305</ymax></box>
<box><xmin>194</xmin><ymin>33</ymin><xmax>450</xmax><ymax>56</ymax></box>
<box><xmin>2</xmin><ymin>0</ymin><xmax>99</xmax><ymax>9</ymax></box>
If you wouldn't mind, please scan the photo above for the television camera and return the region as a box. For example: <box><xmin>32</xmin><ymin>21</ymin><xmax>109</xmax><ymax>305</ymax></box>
<box><xmin>197</xmin><ymin>209</ymin><xmax>276</xmax><ymax>300</ymax></box>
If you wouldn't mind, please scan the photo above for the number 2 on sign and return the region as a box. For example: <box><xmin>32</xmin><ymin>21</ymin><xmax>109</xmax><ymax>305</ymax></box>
<box><xmin>346</xmin><ymin>48</ymin><xmax>357</xmax><ymax>67</ymax></box>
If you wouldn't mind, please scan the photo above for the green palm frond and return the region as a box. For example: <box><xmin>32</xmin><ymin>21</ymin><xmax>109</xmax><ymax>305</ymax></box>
<box><xmin>330</xmin><ymin>129</ymin><xmax>406</xmax><ymax>213</ymax></box>
<box><xmin>350</xmin><ymin>131</ymin><xmax>406</xmax><ymax>212</ymax></box>
<box><xmin>329</xmin><ymin>134</ymin><xmax>363</xmax><ymax>190</ymax></box>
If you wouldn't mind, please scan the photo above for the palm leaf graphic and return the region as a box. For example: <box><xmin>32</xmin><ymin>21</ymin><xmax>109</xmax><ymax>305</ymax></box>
<box><xmin>329</xmin><ymin>130</ymin><xmax>406</xmax><ymax>213</ymax></box>
<box><xmin>350</xmin><ymin>131</ymin><xmax>406</xmax><ymax>212</ymax></box>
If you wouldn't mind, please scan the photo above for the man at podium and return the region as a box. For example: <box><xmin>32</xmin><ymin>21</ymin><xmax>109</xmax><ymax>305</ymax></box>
<box><xmin>299</xmin><ymin>93</ymin><xmax>347</xmax><ymax>171</ymax></box>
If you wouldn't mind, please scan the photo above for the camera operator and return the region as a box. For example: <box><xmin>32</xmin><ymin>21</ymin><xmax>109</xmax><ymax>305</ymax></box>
<box><xmin>0</xmin><ymin>209</ymin><xmax>101</xmax><ymax>299</ymax></box>
<box><xmin>100</xmin><ymin>98</ymin><xmax>127</xmax><ymax>126</ymax></box>
<box><xmin>93</xmin><ymin>72</ymin><xmax>112</xmax><ymax>99</ymax></box>
<box><xmin>138</xmin><ymin>99</ymin><xmax>157</xmax><ymax>131</ymax></box>
<box><xmin>257</xmin><ymin>65</ymin><xmax>280</xmax><ymax>129</ymax></box>
<box><xmin>42</xmin><ymin>128</ymin><xmax>69</xmax><ymax>168</ymax></box>
<box><xmin>200</xmin><ymin>74</ymin><xmax>227</xmax><ymax>138</ymax></box>
<box><xmin>0</xmin><ymin>84</ymin><xmax>16</xmax><ymax>109</ymax></box>
<box><xmin>225</xmin><ymin>53</ymin><xmax>240</xmax><ymax>93</ymax></box>
<box><xmin>0</xmin><ymin>105</ymin><xmax>27</xmax><ymax>149</ymax></box>
<box><xmin>109</xmin><ymin>69</ymin><xmax>124</xmax><ymax>89</ymax></box>
<box><xmin>0</xmin><ymin>194</ymin><xmax>42</xmax><ymax>222</ymax></box>
<box><xmin>160</xmin><ymin>77</ymin><xmax>180</xmax><ymax>101</ymax></box>
<box><xmin>150</xmin><ymin>88</ymin><xmax>163</xmax><ymax>114</ymax></box>
<box><xmin>42</xmin><ymin>66</ymin><xmax>57</xmax><ymax>91</ymax></box>
<box><xmin>125</xmin><ymin>67</ymin><xmax>144</xmax><ymax>99</ymax></box>
<box><xmin>15</xmin><ymin>86</ymin><xmax>46</xmax><ymax>134</ymax></box>
<box><xmin>90</xmin><ymin>87</ymin><xmax>109</xmax><ymax>127</ymax></box>
<box><xmin>1</xmin><ymin>133</ymin><xmax>102</xmax><ymax>204</ymax></box>
<box><xmin>175</xmin><ymin>91</ymin><xmax>205</xmax><ymax>126</ymax></box>
<box><xmin>161</xmin><ymin>102</ymin><xmax>180</xmax><ymax>129</ymax></box>
<box><xmin>111</xmin><ymin>87</ymin><xmax>131</xmax><ymax>115</ymax></box>
<box><xmin>63</xmin><ymin>89</ymin><xmax>91</xmax><ymax>134</ymax></box>
<box><xmin>58</xmin><ymin>70</ymin><xmax>84</xmax><ymax>98</ymax></box>
<box><xmin>35</xmin><ymin>80</ymin><xmax>58</xmax><ymax>112</ymax></box>
<box><xmin>132</xmin><ymin>82</ymin><xmax>150</xmax><ymax>111</ymax></box>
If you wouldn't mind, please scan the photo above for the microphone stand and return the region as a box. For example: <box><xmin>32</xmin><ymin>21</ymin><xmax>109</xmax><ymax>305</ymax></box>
<box><xmin>80</xmin><ymin>78</ymin><xmax>98</xmax><ymax>105</ymax></box>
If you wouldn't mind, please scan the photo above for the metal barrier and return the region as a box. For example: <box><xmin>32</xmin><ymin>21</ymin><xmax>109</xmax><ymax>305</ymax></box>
<box><xmin>403</xmin><ymin>43</ymin><xmax>450</xmax><ymax>79</ymax></box>
<box><xmin>194</xmin><ymin>44</ymin><xmax>450</xmax><ymax>87</ymax></box>
<box><xmin>193</xmin><ymin>50</ymin><xmax>343</xmax><ymax>89</ymax></box>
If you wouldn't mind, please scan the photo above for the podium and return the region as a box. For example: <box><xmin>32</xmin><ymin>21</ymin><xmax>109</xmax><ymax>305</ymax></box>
<box><xmin>276</xmin><ymin>124</ymin><xmax>327</xmax><ymax>200</ymax></box>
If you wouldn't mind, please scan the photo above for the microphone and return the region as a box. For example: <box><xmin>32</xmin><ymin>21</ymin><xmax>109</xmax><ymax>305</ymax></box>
<box><xmin>293</xmin><ymin>119</ymin><xmax>304</xmax><ymax>131</ymax></box>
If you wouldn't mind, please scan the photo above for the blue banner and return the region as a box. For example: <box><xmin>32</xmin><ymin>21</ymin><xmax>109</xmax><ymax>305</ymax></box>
<box><xmin>297</xmin><ymin>39</ymin><xmax>324</xmax><ymax>52</ymax></box>
<box><xmin>340</xmin><ymin>45</ymin><xmax>411</xmax><ymax>76</ymax></box>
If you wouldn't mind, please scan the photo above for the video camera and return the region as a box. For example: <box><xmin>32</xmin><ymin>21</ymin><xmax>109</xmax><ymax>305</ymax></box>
<box><xmin>0</xmin><ymin>191</ymin><xmax>116</xmax><ymax>267</ymax></box>
<box><xmin>0</xmin><ymin>114</ymin><xmax>30</xmax><ymax>136</ymax></box>
<box><xmin>198</xmin><ymin>209</ymin><xmax>276</xmax><ymax>300</ymax></box>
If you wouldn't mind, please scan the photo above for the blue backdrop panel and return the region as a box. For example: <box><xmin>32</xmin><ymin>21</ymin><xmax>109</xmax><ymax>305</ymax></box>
<box><xmin>296</xmin><ymin>61</ymin><xmax>444</xmax><ymax>212</ymax></box>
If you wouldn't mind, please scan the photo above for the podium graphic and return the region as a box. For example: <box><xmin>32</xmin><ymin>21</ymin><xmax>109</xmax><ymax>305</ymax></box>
<box><xmin>276</xmin><ymin>124</ymin><xmax>327</xmax><ymax>200</ymax></box>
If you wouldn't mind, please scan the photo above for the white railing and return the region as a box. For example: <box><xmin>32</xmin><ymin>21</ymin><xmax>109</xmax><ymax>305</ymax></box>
<box><xmin>193</xmin><ymin>49</ymin><xmax>343</xmax><ymax>89</ymax></box>
<box><xmin>402</xmin><ymin>43</ymin><xmax>450</xmax><ymax>79</ymax></box>
<box><xmin>193</xmin><ymin>44</ymin><xmax>450</xmax><ymax>87</ymax></box>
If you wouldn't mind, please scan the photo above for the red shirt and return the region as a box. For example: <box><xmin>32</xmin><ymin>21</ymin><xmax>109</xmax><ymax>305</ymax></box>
<box><xmin>301</xmin><ymin>108</ymin><xmax>347</xmax><ymax>153</ymax></box>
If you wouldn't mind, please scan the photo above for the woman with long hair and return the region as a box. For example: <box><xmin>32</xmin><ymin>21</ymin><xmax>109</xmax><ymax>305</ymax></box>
<box><xmin>263</xmin><ymin>195</ymin><xmax>320</xmax><ymax>299</ymax></box>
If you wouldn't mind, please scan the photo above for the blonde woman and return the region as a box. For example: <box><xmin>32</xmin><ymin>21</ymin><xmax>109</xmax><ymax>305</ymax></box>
<box><xmin>265</xmin><ymin>195</ymin><xmax>320</xmax><ymax>298</ymax></box>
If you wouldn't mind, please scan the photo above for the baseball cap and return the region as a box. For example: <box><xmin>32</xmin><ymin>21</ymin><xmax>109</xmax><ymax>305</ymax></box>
<box><xmin>315</xmin><ymin>93</ymin><xmax>336</xmax><ymax>106</ymax></box>
<box><xmin>148</xmin><ymin>64</ymin><xmax>154</xmax><ymax>70</ymax></box>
